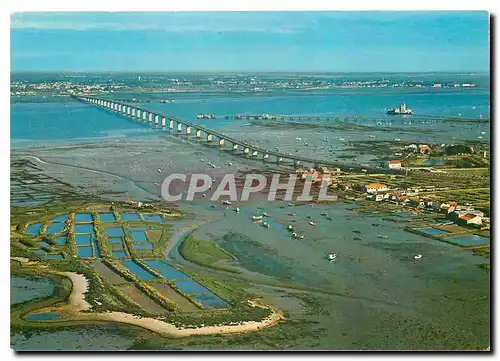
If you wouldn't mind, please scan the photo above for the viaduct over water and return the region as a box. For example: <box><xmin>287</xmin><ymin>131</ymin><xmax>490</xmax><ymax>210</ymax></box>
<box><xmin>72</xmin><ymin>95</ymin><xmax>353</xmax><ymax>170</ymax></box>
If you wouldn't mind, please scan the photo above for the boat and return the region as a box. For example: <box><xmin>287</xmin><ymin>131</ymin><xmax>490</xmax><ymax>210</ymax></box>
<box><xmin>292</xmin><ymin>232</ymin><xmax>298</xmax><ymax>238</ymax></box>
<box><xmin>235</xmin><ymin>207</ymin><xmax>240</xmax><ymax>213</ymax></box>
<box><xmin>413</xmin><ymin>254</ymin><xmax>422</xmax><ymax>261</ymax></box>
<box><xmin>262</xmin><ymin>212</ymin><xmax>269</xmax><ymax>217</ymax></box>
<box><xmin>327</xmin><ymin>253</ymin><xmax>337</xmax><ymax>261</ymax></box>
<box><xmin>306</xmin><ymin>215</ymin><xmax>311</xmax><ymax>219</ymax></box>
<box><xmin>252</xmin><ymin>215</ymin><xmax>263</xmax><ymax>221</ymax></box>
<box><xmin>222</xmin><ymin>200</ymin><xmax>232</xmax><ymax>205</ymax></box>
<box><xmin>309</xmin><ymin>221</ymin><xmax>316</xmax><ymax>227</ymax></box>
<box><xmin>320</xmin><ymin>213</ymin><xmax>327</xmax><ymax>216</ymax></box>
<box><xmin>287</xmin><ymin>225</ymin><xmax>294</xmax><ymax>231</ymax></box>
<box><xmin>371</xmin><ymin>223</ymin><xmax>380</xmax><ymax>227</ymax></box>
<box><xmin>326</xmin><ymin>217</ymin><xmax>333</xmax><ymax>221</ymax></box>
<box><xmin>288</xmin><ymin>212</ymin><xmax>296</xmax><ymax>216</ymax></box>
<box><xmin>387</xmin><ymin>102</ymin><xmax>413</xmax><ymax>115</ymax></box>
<box><xmin>262</xmin><ymin>222</ymin><xmax>270</xmax><ymax>228</ymax></box>
<box><xmin>377</xmin><ymin>235</ymin><xmax>388</xmax><ymax>239</ymax></box>
<box><xmin>353</xmin><ymin>237</ymin><xmax>362</xmax><ymax>241</ymax></box>
<box><xmin>352</xmin><ymin>230</ymin><xmax>361</xmax><ymax>234</ymax></box>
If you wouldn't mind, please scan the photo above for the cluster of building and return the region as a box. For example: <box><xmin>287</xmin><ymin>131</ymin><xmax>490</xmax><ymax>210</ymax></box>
<box><xmin>360</xmin><ymin>184</ymin><xmax>487</xmax><ymax>228</ymax></box>
<box><xmin>295</xmin><ymin>166</ymin><xmax>341</xmax><ymax>185</ymax></box>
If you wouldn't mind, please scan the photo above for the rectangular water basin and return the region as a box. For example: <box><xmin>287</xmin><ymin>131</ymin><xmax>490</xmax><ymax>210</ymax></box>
<box><xmin>120</xmin><ymin>260</ymin><xmax>156</xmax><ymax>280</ymax></box>
<box><xmin>105</xmin><ymin>227</ymin><xmax>125</xmax><ymax>237</ymax></box>
<box><xmin>40</xmin><ymin>241</ymin><xmax>52</xmax><ymax>248</ymax></box>
<box><xmin>74</xmin><ymin>213</ymin><xmax>93</xmax><ymax>223</ymax></box>
<box><xmin>99</xmin><ymin>212</ymin><xmax>117</xmax><ymax>222</ymax></box>
<box><xmin>25</xmin><ymin>223</ymin><xmax>43</xmax><ymax>235</ymax></box>
<box><xmin>32</xmin><ymin>249</ymin><xmax>47</xmax><ymax>256</ymax></box>
<box><xmin>396</xmin><ymin>212</ymin><xmax>422</xmax><ymax>218</ymax></box>
<box><xmin>174</xmin><ymin>279</ymin><xmax>210</xmax><ymax>295</ymax></box>
<box><xmin>75</xmin><ymin>234</ymin><xmax>92</xmax><ymax>245</ymax></box>
<box><xmin>142</xmin><ymin>214</ymin><xmax>163</xmax><ymax>222</ymax></box>
<box><xmin>107</xmin><ymin>237</ymin><xmax>123</xmax><ymax>244</ymax></box>
<box><xmin>133</xmin><ymin>243</ymin><xmax>153</xmax><ymax>250</ymax></box>
<box><xmin>46</xmin><ymin>222</ymin><xmax>65</xmax><ymax>235</ymax></box>
<box><xmin>130</xmin><ymin>231</ymin><xmax>147</xmax><ymax>242</ymax></box>
<box><xmin>142</xmin><ymin>260</ymin><xmax>188</xmax><ymax>279</ymax></box>
<box><xmin>194</xmin><ymin>294</ymin><xmax>229</xmax><ymax>309</ymax></box>
<box><xmin>446</xmin><ymin>235</ymin><xmax>490</xmax><ymax>246</ymax></box>
<box><xmin>46</xmin><ymin>254</ymin><xmax>64</xmax><ymax>260</ymax></box>
<box><xmin>27</xmin><ymin>312</ymin><xmax>61</xmax><ymax>321</ymax></box>
<box><xmin>74</xmin><ymin>224</ymin><xmax>95</xmax><ymax>233</ymax></box>
<box><xmin>51</xmin><ymin>214</ymin><xmax>69</xmax><ymax>223</ymax></box>
<box><xmin>54</xmin><ymin>236</ymin><xmax>67</xmax><ymax>245</ymax></box>
<box><xmin>112</xmin><ymin>251</ymin><xmax>127</xmax><ymax>258</ymax></box>
<box><xmin>120</xmin><ymin>213</ymin><xmax>141</xmax><ymax>222</ymax></box>
<box><xmin>417</xmin><ymin>228</ymin><xmax>450</xmax><ymax>236</ymax></box>
<box><xmin>77</xmin><ymin>246</ymin><xmax>93</xmax><ymax>258</ymax></box>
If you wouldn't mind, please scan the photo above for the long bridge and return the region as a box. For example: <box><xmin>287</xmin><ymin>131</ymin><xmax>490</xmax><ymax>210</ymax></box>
<box><xmin>73</xmin><ymin>95</ymin><xmax>362</xmax><ymax>170</ymax></box>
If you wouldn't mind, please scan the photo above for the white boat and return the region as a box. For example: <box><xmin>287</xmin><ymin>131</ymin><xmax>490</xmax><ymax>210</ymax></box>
<box><xmin>222</xmin><ymin>200</ymin><xmax>232</xmax><ymax>205</ymax></box>
<box><xmin>309</xmin><ymin>221</ymin><xmax>316</xmax><ymax>227</ymax></box>
<box><xmin>292</xmin><ymin>232</ymin><xmax>298</xmax><ymax>238</ymax></box>
<box><xmin>262</xmin><ymin>222</ymin><xmax>270</xmax><ymax>228</ymax></box>
<box><xmin>287</xmin><ymin>225</ymin><xmax>294</xmax><ymax>231</ymax></box>
<box><xmin>252</xmin><ymin>215</ymin><xmax>263</xmax><ymax>221</ymax></box>
<box><xmin>327</xmin><ymin>253</ymin><xmax>337</xmax><ymax>261</ymax></box>
<box><xmin>413</xmin><ymin>254</ymin><xmax>422</xmax><ymax>261</ymax></box>
<box><xmin>262</xmin><ymin>212</ymin><xmax>269</xmax><ymax>217</ymax></box>
<box><xmin>235</xmin><ymin>207</ymin><xmax>240</xmax><ymax>213</ymax></box>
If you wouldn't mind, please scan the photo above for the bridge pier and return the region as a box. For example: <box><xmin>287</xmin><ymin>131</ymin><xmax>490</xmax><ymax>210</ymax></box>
<box><xmin>244</xmin><ymin>147</ymin><xmax>250</xmax><ymax>154</ymax></box>
<box><xmin>155</xmin><ymin>115</ymin><xmax>159</xmax><ymax>127</ymax></box>
<box><xmin>232</xmin><ymin>144</ymin><xmax>238</xmax><ymax>151</ymax></box>
<box><xmin>252</xmin><ymin>150</ymin><xmax>258</xmax><ymax>157</ymax></box>
<box><xmin>149</xmin><ymin>113</ymin><xmax>153</xmax><ymax>123</ymax></box>
<box><xmin>127</xmin><ymin>107</ymin><xmax>131</xmax><ymax>116</ymax></box>
<box><xmin>186</xmin><ymin>126</ymin><xmax>192</xmax><ymax>135</ymax></box>
<box><xmin>195</xmin><ymin>129</ymin><xmax>202</xmax><ymax>138</ymax></box>
<box><xmin>219</xmin><ymin>139</ymin><xmax>225</xmax><ymax>147</ymax></box>
<box><xmin>207</xmin><ymin>134</ymin><xmax>213</xmax><ymax>142</ymax></box>
<box><xmin>162</xmin><ymin>117</ymin><xmax>166</xmax><ymax>128</ymax></box>
<box><xmin>143</xmin><ymin>112</ymin><xmax>147</xmax><ymax>122</ymax></box>
<box><xmin>177</xmin><ymin>123</ymin><xmax>183</xmax><ymax>133</ymax></box>
<box><xmin>169</xmin><ymin>120</ymin><xmax>174</xmax><ymax>130</ymax></box>
<box><xmin>263</xmin><ymin>153</ymin><xmax>269</xmax><ymax>161</ymax></box>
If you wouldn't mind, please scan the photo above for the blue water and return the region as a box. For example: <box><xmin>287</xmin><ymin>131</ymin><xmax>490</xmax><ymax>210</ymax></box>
<box><xmin>142</xmin><ymin>214</ymin><xmax>163</xmax><ymax>222</ymax></box>
<box><xmin>11</xmin><ymin>77</ymin><xmax>490</xmax><ymax>148</ymax></box>
<box><xmin>417</xmin><ymin>228</ymin><xmax>450</xmax><ymax>236</ymax></box>
<box><xmin>46</xmin><ymin>222</ymin><xmax>65</xmax><ymax>235</ymax></box>
<box><xmin>107</xmin><ymin>237</ymin><xmax>123</xmax><ymax>244</ymax></box>
<box><xmin>25</xmin><ymin>223</ymin><xmax>43</xmax><ymax>235</ymax></box>
<box><xmin>105</xmin><ymin>227</ymin><xmax>125</xmax><ymax>237</ymax></box>
<box><xmin>75</xmin><ymin>234</ymin><xmax>92</xmax><ymax>245</ymax></box>
<box><xmin>74</xmin><ymin>213</ymin><xmax>93</xmax><ymax>223</ymax></box>
<box><xmin>77</xmin><ymin>246</ymin><xmax>93</xmax><ymax>258</ymax></box>
<box><xmin>133</xmin><ymin>243</ymin><xmax>153</xmax><ymax>250</ymax></box>
<box><xmin>174</xmin><ymin>279</ymin><xmax>210</xmax><ymax>294</ymax></box>
<box><xmin>51</xmin><ymin>214</ymin><xmax>69</xmax><ymax>223</ymax></box>
<box><xmin>54</xmin><ymin>236</ymin><xmax>67</xmax><ymax>245</ymax></box>
<box><xmin>99</xmin><ymin>212</ymin><xmax>117</xmax><ymax>222</ymax></box>
<box><xmin>130</xmin><ymin>231</ymin><xmax>147</xmax><ymax>242</ymax></box>
<box><xmin>193</xmin><ymin>294</ymin><xmax>229</xmax><ymax>309</ymax></box>
<box><xmin>395</xmin><ymin>212</ymin><xmax>422</xmax><ymax>218</ymax></box>
<box><xmin>112</xmin><ymin>251</ymin><xmax>127</xmax><ymax>258</ymax></box>
<box><xmin>120</xmin><ymin>213</ymin><xmax>141</xmax><ymax>222</ymax></box>
<box><xmin>26</xmin><ymin>312</ymin><xmax>61</xmax><ymax>321</ymax></box>
<box><xmin>446</xmin><ymin>234</ymin><xmax>490</xmax><ymax>246</ymax></box>
<box><xmin>142</xmin><ymin>260</ymin><xmax>188</xmax><ymax>279</ymax></box>
<box><xmin>46</xmin><ymin>254</ymin><xmax>64</xmax><ymax>260</ymax></box>
<box><xmin>74</xmin><ymin>224</ymin><xmax>94</xmax><ymax>233</ymax></box>
<box><xmin>120</xmin><ymin>260</ymin><xmax>156</xmax><ymax>280</ymax></box>
<box><xmin>32</xmin><ymin>249</ymin><xmax>47</xmax><ymax>256</ymax></box>
<box><xmin>40</xmin><ymin>241</ymin><xmax>52</xmax><ymax>248</ymax></box>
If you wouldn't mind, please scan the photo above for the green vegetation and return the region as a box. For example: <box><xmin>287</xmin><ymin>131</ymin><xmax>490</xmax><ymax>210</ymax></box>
<box><xmin>179</xmin><ymin>235</ymin><xmax>239</xmax><ymax>273</ymax></box>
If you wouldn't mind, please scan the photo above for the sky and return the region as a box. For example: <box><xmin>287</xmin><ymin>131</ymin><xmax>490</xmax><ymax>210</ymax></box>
<box><xmin>10</xmin><ymin>11</ymin><xmax>490</xmax><ymax>72</ymax></box>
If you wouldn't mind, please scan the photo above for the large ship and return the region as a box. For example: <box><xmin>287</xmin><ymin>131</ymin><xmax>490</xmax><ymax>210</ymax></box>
<box><xmin>387</xmin><ymin>102</ymin><xmax>413</xmax><ymax>115</ymax></box>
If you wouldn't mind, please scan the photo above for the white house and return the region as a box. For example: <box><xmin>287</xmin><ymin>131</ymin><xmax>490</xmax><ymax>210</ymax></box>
<box><xmin>364</xmin><ymin>183</ymin><xmax>389</xmax><ymax>194</ymax></box>
<box><xmin>384</xmin><ymin>160</ymin><xmax>402</xmax><ymax>169</ymax></box>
